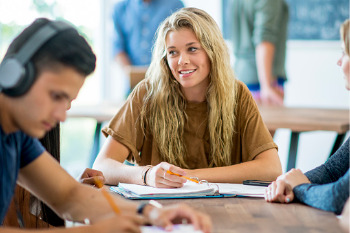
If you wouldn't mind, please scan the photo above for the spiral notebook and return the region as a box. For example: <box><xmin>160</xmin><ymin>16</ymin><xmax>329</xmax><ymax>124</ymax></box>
<box><xmin>110</xmin><ymin>181</ymin><xmax>266</xmax><ymax>199</ymax></box>
<box><xmin>111</xmin><ymin>181</ymin><xmax>225</xmax><ymax>199</ymax></box>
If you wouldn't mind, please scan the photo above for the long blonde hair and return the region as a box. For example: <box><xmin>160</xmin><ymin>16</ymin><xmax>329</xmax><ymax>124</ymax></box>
<box><xmin>140</xmin><ymin>7</ymin><xmax>237</xmax><ymax>168</ymax></box>
<box><xmin>341</xmin><ymin>19</ymin><xmax>350</xmax><ymax>56</ymax></box>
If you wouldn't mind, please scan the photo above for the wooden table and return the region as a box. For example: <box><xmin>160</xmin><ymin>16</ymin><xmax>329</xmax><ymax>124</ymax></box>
<box><xmin>138</xmin><ymin>197</ymin><xmax>344</xmax><ymax>233</ymax></box>
<box><xmin>258</xmin><ymin>106</ymin><xmax>349</xmax><ymax>171</ymax></box>
<box><xmin>68</xmin><ymin>105</ymin><xmax>349</xmax><ymax>170</ymax></box>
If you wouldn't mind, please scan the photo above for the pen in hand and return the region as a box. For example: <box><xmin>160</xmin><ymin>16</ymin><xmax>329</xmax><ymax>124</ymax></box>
<box><xmin>166</xmin><ymin>170</ymin><xmax>199</xmax><ymax>184</ymax></box>
<box><xmin>93</xmin><ymin>177</ymin><xmax>121</xmax><ymax>214</ymax></box>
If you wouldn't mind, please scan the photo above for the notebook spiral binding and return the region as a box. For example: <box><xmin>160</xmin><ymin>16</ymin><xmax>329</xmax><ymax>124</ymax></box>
<box><xmin>190</xmin><ymin>177</ymin><xmax>220</xmax><ymax>195</ymax></box>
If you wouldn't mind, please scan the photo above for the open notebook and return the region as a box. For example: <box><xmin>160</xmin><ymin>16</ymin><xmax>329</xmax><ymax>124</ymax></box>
<box><xmin>110</xmin><ymin>181</ymin><xmax>266</xmax><ymax>199</ymax></box>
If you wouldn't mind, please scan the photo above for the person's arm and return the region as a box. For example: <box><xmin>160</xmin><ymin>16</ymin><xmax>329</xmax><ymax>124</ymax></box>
<box><xmin>185</xmin><ymin>148</ymin><xmax>282</xmax><ymax>183</ymax></box>
<box><xmin>115</xmin><ymin>52</ymin><xmax>132</xmax><ymax>73</ymax></box>
<box><xmin>265</xmin><ymin>168</ymin><xmax>350</xmax><ymax>215</ymax></box>
<box><xmin>253</xmin><ymin>0</ymin><xmax>284</xmax><ymax>105</ymax></box>
<box><xmin>340</xmin><ymin>198</ymin><xmax>350</xmax><ymax>232</ymax></box>
<box><xmin>14</xmin><ymin>152</ymin><xmax>211</xmax><ymax>232</ymax></box>
<box><xmin>265</xmin><ymin>168</ymin><xmax>310</xmax><ymax>203</ymax></box>
<box><xmin>255</xmin><ymin>41</ymin><xmax>284</xmax><ymax>105</ymax></box>
<box><xmin>304</xmin><ymin>139</ymin><xmax>349</xmax><ymax>184</ymax></box>
<box><xmin>78</xmin><ymin>168</ymin><xmax>105</xmax><ymax>186</ymax></box>
<box><xmin>93</xmin><ymin>136</ymin><xmax>187</xmax><ymax>188</ymax></box>
<box><xmin>18</xmin><ymin>152</ymin><xmax>139</xmax><ymax>221</ymax></box>
<box><xmin>293</xmin><ymin>170</ymin><xmax>349</xmax><ymax>215</ymax></box>
<box><xmin>94</xmin><ymin>138</ymin><xmax>281</xmax><ymax>186</ymax></box>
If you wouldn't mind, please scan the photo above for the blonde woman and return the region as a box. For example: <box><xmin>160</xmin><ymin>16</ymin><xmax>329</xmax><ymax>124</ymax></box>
<box><xmin>93</xmin><ymin>7</ymin><xmax>282</xmax><ymax>188</ymax></box>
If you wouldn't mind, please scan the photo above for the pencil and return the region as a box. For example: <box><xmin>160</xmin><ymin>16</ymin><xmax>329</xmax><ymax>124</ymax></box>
<box><xmin>166</xmin><ymin>170</ymin><xmax>200</xmax><ymax>184</ymax></box>
<box><xmin>93</xmin><ymin>177</ymin><xmax>121</xmax><ymax>214</ymax></box>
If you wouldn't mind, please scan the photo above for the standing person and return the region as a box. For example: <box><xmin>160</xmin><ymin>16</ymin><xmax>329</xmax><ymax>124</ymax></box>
<box><xmin>93</xmin><ymin>7</ymin><xmax>282</xmax><ymax>188</ymax></box>
<box><xmin>228</xmin><ymin>0</ymin><xmax>289</xmax><ymax>106</ymax></box>
<box><xmin>0</xmin><ymin>18</ymin><xmax>212</xmax><ymax>233</ymax></box>
<box><xmin>113</xmin><ymin>0</ymin><xmax>184</xmax><ymax>70</ymax></box>
<box><xmin>265</xmin><ymin>20</ymin><xmax>350</xmax><ymax>217</ymax></box>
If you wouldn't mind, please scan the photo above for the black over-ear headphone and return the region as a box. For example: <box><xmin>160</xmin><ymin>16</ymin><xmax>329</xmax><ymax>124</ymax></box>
<box><xmin>0</xmin><ymin>20</ymin><xmax>73</xmax><ymax>97</ymax></box>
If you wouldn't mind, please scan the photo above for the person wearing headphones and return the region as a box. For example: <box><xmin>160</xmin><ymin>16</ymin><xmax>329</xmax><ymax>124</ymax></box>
<box><xmin>0</xmin><ymin>18</ymin><xmax>211</xmax><ymax>233</ymax></box>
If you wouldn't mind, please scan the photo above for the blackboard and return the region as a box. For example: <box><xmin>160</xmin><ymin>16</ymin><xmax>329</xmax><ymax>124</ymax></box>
<box><xmin>285</xmin><ymin>0</ymin><xmax>349</xmax><ymax>40</ymax></box>
<box><xmin>222</xmin><ymin>0</ymin><xmax>350</xmax><ymax>41</ymax></box>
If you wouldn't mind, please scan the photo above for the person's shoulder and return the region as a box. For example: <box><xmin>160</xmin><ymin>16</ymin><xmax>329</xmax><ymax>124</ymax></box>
<box><xmin>234</xmin><ymin>80</ymin><xmax>258</xmax><ymax>109</ymax></box>
<box><xmin>235</xmin><ymin>80</ymin><xmax>250</xmax><ymax>97</ymax></box>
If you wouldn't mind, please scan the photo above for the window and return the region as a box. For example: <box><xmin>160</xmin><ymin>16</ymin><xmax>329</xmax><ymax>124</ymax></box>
<box><xmin>0</xmin><ymin>0</ymin><xmax>107</xmax><ymax>176</ymax></box>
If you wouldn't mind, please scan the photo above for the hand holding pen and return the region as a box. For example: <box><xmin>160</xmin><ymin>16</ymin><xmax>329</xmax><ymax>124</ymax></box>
<box><xmin>145</xmin><ymin>162</ymin><xmax>188</xmax><ymax>188</ymax></box>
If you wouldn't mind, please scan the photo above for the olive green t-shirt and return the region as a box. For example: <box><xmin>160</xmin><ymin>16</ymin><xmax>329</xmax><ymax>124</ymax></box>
<box><xmin>229</xmin><ymin>0</ymin><xmax>289</xmax><ymax>85</ymax></box>
<box><xmin>102</xmin><ymin>80</ymin><xmax>277</xmax><ymax>168</ymax></box>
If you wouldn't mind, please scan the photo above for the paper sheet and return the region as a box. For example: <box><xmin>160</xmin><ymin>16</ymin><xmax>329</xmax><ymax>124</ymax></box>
<box><xmin>214</xmin><ymin>183</ymin><xmax>266</xmax><ymax>197</ymax></box>
<box><xmin>142</xmin><ymin>224</ymin><xmax>203</xmax><ymax>233</ymax></box>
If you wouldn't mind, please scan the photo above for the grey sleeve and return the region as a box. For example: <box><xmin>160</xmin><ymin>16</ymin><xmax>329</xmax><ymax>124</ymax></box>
<box><xmin>305</xmin><ymin>138</ymin><xmax>349</xmax><ymax>184</ymax></box>
<box><xmin>293</xmin><ymin>170</ymin><xmax>349</xmax><ymax>215</ymax></box>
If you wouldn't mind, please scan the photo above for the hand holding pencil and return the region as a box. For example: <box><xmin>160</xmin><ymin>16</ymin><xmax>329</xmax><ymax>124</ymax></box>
<box><xmin>166</xmin><ymin>170</ymin><xmax>199</xmax><ymax>184</ymax></box>
<box><xmin>145</xmin><ymin>162</ymin><xmax>188</xmax><ymax>188</ymax></box>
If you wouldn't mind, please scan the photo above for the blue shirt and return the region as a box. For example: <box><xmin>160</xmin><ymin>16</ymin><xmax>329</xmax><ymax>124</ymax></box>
<box><xmin>293</xmin><ymin>138</ymin><xmax>350</xmax><ymax>215</ymax></box>
<box><xmin>0</xmin><ymin>125</ymin><xmax>44</xmax><ymax>224</ymax></box>
<box><xmin>112</xmin><ymin>0</ymin><xmax>184</xmax><ymax>65</ymax></box>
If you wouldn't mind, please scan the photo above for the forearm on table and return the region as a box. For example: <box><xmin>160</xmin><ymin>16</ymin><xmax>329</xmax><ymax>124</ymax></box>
<box><xmin>187</xmin><ymin>150</ymin><xmax>282</xmax><ymax>183</ymax></box>
<box><xmin>293</xmin><ymin>172</ymin><xmax>349</xmax><ymax>215</ymax></box>
<box><xmin>58</xmin><ymin>183</ymin><xmax>138</xmax><ymax>222</ymax></box>
<box><xmin>93</xmin><ymin>157</ymin><xmax>146</xmax><ymax>185</ymax></box>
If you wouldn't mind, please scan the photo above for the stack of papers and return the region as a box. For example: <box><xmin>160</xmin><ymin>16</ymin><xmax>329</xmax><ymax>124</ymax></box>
<box><xmin>110</xmin><ymin>182</ymin><xmax>266</xmax><ymax>199</ymax></box>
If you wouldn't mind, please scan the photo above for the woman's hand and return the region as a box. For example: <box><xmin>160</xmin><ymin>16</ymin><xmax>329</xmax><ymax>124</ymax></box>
<box><xmin>146</xmin><ymin>162</ymin><xmax>187</xmax><ymax>188</ymax></box>
<box><xmin>79</xmin><ymin>168</ymin><xmax>105</xmax><ymax>187</ymax></box>
<box><xmin>265</xmin><ymin>179</ymin><xmax>294</xmax><ymax>203</ymax></box>
<box><xmin>265</xmin><ymin>168</ymin><xmax>310</xmax><ymax>203</ymax></box>
<box><xmin>279</xmin><ymin>168</ymin><xmax>311</xmax><ymax>189</ymax></box>
<box><xmin>144</xmin><ymin>203</ymin><xmax>212</xmax><ymax>233</ymax></box>
<box><xmin>260</xmin><ymin>85</ymin><xmax>284</xmax><ymax>106</ymax></box>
